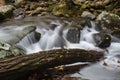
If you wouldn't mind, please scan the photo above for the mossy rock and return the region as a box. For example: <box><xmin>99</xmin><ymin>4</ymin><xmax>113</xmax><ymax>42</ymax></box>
<box><xmin>51</xmin><ymin>1</ymin><xmax>81</xmax><ymax>17</ymax></box>
<box><xmin>96</xmin><ymin>11</ymin><xmax>120</xmax><ymax>38</ymax></box>
<box><xmin>0</xmin><ymin>42</ymin><xmax>24</xmax><ymax>59</ymax></box>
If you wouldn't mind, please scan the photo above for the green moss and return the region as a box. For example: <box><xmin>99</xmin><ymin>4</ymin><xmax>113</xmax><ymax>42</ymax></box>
<box><xmin>105</xmin><ymin>5</ymin><xmax>114</xmax><ymax>11</ymax></box>
<box><xmin>51</xmin><ymin>2</ymin><xmax>81</xmax><ymax>17</ymax></box>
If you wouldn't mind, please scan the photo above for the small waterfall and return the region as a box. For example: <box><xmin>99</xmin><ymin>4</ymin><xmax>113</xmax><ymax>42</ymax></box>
<box><xmin>0</xmin><ymin>18</ymin><xmax>120</xmax><ymax>80</ymax></box>
<box><xmin>0</xmin><ymin>25</ymin><xmax>36</xmax><ymax>45</ymax></box>
<box><xmin>17</xmin><ymin>21</ymin><xmax>104</xmax><ymax>54</ymax></box>
<box><xmin>17</xmin><ymin>31</ymin><xmax>42</xmax><ymax>54</ymax></box>
<box><xmin>39</xmin><ymin>21</ymin><xmax>66</xmax><ymax>50</ymax></box>
<box><xmin>1</xmin><ymin>19</ymin><xmax>120</xmax><ymax>71</ymax></box>
<box><xmin>80</xmin><ymin>22</ymin><xmax>99</xmax><ymax>45</ymax></box>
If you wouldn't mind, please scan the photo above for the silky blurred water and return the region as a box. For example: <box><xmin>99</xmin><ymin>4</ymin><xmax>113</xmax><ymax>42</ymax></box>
<box><xmin>0</xmin><ymin>16</ymin><xmax>120</xmax><ymax>80</ymax></box>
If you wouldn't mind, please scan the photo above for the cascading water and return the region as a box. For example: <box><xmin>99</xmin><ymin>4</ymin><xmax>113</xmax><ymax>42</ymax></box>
<box><xmin>0</xmin><ymin>16</ymin><xmax>120</xmax><ymax>80</ymax></box>
<box><xmin>17</xmin><ymin>21</ymin><xmax>103</xmax><ymax>54</ymax></box>
<box><xmin>17</xmin><ymin>31</ymin><xmax>42</xmax><ymax>53</ymax></box>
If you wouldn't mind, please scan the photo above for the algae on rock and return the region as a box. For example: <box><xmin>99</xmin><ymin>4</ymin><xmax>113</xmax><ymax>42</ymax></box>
<box><xmin>0</xmin><ymin>41</ymin><xmax>24</xmax><ymax>59</ymax></box>
<box><xmin>51</xmin><ymin>1</ymin><xmax>81</xmax><ymax>17</ymax></box>
<box><xmin>96</xmin><ymin>11</ymin><xmax>120</xmax><ymax>38</ymax></box>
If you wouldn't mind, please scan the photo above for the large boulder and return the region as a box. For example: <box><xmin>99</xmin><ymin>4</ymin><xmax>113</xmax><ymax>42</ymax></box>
<box><xmin>81</xmin><ymin>11</ymin><xmax>96</xmax><ymax>20</ymax></box>
<box><xmin>93</xmin><ymin>32</ymin><xmax>111</xmax><ymax>49</ymax></box>
<box><xmin>96</xmin><ymin>11</ymin><xmax>120</xmax><ymax>38</ymax></box>
<box><xmin>0</xmin><ymin>5</ymin><xmax>14</xmax><ymax>21</ymax></box>
<box><xmin>0</xmin><ymin>25</ymin><xmax>36</xmax><ymax>45</ymax></box>
<box><xmin>0</xmin><ymin>25</ymin><xmax>36</xmax><ymax>59</ymax></box>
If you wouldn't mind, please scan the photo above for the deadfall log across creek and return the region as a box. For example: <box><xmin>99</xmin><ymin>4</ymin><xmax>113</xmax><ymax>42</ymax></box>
<box><xmin>0</xmin><ymin>49</ymin><xmax>103</xmax><ymax>80</ymax></box>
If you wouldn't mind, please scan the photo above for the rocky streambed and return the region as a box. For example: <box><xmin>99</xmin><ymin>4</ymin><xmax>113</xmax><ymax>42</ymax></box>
<box><xmin>0</xmin><ymin>0</ymin><xmax>120</xmax><ymax>80</ymax></box>
<box><xmin>0</xmin><ymin>13</ymin><xmax>120</xmax><ymax>80</ymax></box>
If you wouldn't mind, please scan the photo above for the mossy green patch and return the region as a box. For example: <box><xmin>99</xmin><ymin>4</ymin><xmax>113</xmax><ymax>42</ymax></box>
<box><xmin>51</xmin><ymin>2</ymin><xmax>81</xmax><ymax>17</ymax></box>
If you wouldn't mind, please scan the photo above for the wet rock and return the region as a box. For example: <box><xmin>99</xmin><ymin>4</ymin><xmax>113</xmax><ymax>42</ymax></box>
<box><xmin>0</xmin><ymin>41</ymin><xmax>11</xmax><ymax>50</ymax></box>
<box><xmin>26</xmin><ymin>31</ymin><xmax>41</xmax><ymax>42</ymax></box>
<box><xmin>111</xmin><ymin>30</ymin><xmax>120</xmax><ymax>39</ymax></box>
<box><xmin>0</xmin><ymin>5</ymin><xmax>14</xmax><ymax>21</ymax></box>
<box><xmin>93</xmin><ymin>32</ymin><xmax>111</xmax><ymax>49</ymax></box>
<box><xmin>14</xmin><ymin>0</ymin><xmax>26</xmax><ymax>7</ymax></box>
<box><xmin>66</xmin><ymin>0</ymin><xmax>76</xmax><ymax>9</ymax></box>
<box><xmin>67</xmin><ymin>28</ymin><xmax>80</xmax><ymax>43</ymax></box>
<box><xmin>80</xmin><ymin>18</ymin><xmax>92</xmax><ymax>28</ymax></box>
<box><xmin>52</xmin><ymin>1</ymin><xmax>81</xmax><ymax>17</ymax></box>
<box><xmin>96</xmin><ymin>11</ymin><xmax>120</xmax><ymax>23</ymax></box>
<box><xmin>95</xmin><ymin>1</ymin><xmax>104</xmax><ymax>7</ymax></box>
<box><xmin>13</xmin><ymin>8</ymin><xmax>25</xmax><ymax>19</ymax></box>
<box><xmin>69</xmin><ymin>17</ymin><xmax>92</xmax><ymax>29</ymax></box>
<box><xmin>15</xmin><ymin>0</ymin><xmax>23</xmax><ymax>5</ymax></box>
<box><xmin>52</xmin><ymin>2</ymin><xmax>68</xmax><ymax>17</ymax></box>
<box><xmin>0</xmin><ymin>42</ymin><xmax>24</xmax><ymax>59</ymax></box>
<box><xmin>103</xmin><ymin>0</ymin><xmax>110</xmax><ymax>5</ymax></box>
<box><xmin>81</xmin><ymin>11</ymin><xmax>96</xmax><ymax>20</ymax></box>
<box><xmin>0</xmin><ymin>25</ymin><xmax>36</xmax><ymax>45</ymax></box>
<box><xmin>35</xmin><ymin>31</ymin><xmax>41</xmax><ymax>41</ymax></box>
<box><xmin>10</xmin><ymin>45</ymin><xmax>25</xmax><ymax>56</ymax></box>
<box><xmin>96</xmin><ymin>11</ymin><xmax>120</xmax><ymax>38</ymax></box>
<box><xmin>110</xmin><ymin>20</ymin><xmax>120</xmax><ymax>38</ymax></box>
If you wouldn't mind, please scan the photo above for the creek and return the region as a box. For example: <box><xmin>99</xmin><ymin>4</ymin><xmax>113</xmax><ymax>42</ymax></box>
<box><xmin>0</xmin><ymin>16</ymin><xmax>120</xmax><ymax>80</ymax></box>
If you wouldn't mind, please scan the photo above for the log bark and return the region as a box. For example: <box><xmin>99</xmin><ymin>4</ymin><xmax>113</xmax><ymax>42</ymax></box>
<box><xmin>0</xmin><ymin>49</ymin><xmax>103</xmax><ymax>80</ymax></box>
<box><xmin>44</xmin><ymin>62</ymin><xmax>89</xmax><ymax>78</ymax></box>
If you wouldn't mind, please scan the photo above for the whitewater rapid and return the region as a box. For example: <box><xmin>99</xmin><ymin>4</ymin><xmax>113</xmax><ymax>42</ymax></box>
<box><xmin>0</xmin><ymin>17</ymin><xmax>120</xmax><ymax>80</ymax></box>
<box><xmin>18</xmin><ymin>20</ymin><xmax>120</xmax><ymax>80</ymax></box>
<box><xmin>17</xmin><ymin>21</ymin><xmax>103</xmax><ymax>54</ymax></box>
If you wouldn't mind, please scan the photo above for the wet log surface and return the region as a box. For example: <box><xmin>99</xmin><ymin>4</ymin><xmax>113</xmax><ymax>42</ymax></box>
<box><xmin>0</xmin><ymin>49</ymin><xmax>103</xmax><ymax>80</ymax></box>
<box><xmin>44</xmin><ymin>62</ymin><xmax>89</xmax><ymax>78</ymax></box>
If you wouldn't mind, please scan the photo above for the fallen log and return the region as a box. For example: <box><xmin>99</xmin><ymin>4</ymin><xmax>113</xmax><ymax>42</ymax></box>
<box><xmin>0</xmin><ymin>49</ymin><xmax>103</xmax><ymax>80</ymax></box>
<box><xmin>43</xmin><ymin>62</ymin><xmax>89</xmax><ymax>78</ymax></box>
<box><xmin>28</xmin><ymin>62</ymin><xmax>89</xmax><ymax>80</ymax></box>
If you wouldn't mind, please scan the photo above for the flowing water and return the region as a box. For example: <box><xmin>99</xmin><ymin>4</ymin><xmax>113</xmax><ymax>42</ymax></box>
<box><xmin>0</xmin><ymin>16</ymin><xmax>120</xmax><ymax>80</ymax></box>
